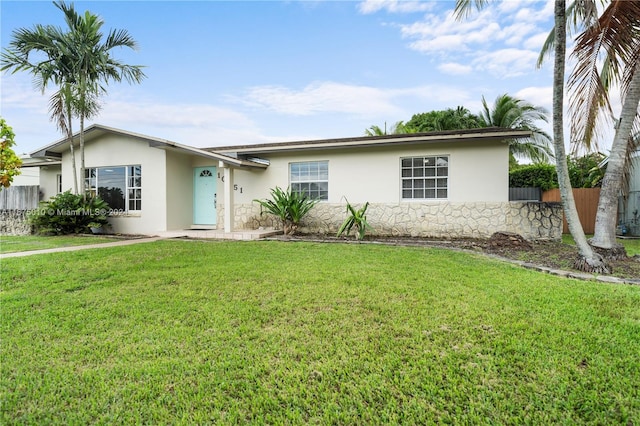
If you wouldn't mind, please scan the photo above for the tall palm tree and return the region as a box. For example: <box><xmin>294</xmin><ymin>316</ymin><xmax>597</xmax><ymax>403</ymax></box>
<box><xmin>454</xmin><ymin>0</ymin><xmax>608</xmax><ymax>272</ymax></box>
<box><xmin>550</xmin><ymin>0</ymin><xmax>606</xmax><ymax>272</ymax></box>
<box><xmin>53</xmin><ymin>1</ymin><xmax>145</xmax><ymax>191</ymax></box>
<box><xmin>567</xmin><ymin>1</ymin><xmax>640</xmax><ymax>255</ymax></box>
<box><xmin>1</xmin><ymin>2</ymin><xmax>145</xmax><ymax>193</ymax></box>
<box><xmin>536</xmin><ymin>0</ymin><xmax>640</xmax><ymax>257</ymax></box>
<box><xmin>1</xmin><ymin>22</ymin><xmax>81</xmax><ymax>192</ymax></box>
<box><xmin>478</xmin><ymin>94</ymin><xmax>553</xmax><ymax>163</ymax></box>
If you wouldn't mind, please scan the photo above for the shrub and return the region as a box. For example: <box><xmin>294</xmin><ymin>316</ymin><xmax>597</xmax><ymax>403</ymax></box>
<box><xmin>29</xmin><ymin>191</ymin><xmax>110</xmax><ymax>235</ymax></box>
<box><xmin>509</xmin><ymin>164</ymin><xmax>558</xmax><ymax>191</ymax></box>
<box><xmin>337</xmin><ymin>199</ymin><xmax>372</xmax><ymax>241</ymax></box>
<box><xmin>254</xmin><ymin>187</ymin><xmax>318</xmax><ymax>235</ymax></box>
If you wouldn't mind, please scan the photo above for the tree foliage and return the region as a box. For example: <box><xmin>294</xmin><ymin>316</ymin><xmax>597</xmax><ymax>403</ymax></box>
<box><xmin>509</xmin><ymin>154</ymin><xmax>605</xmax><ymax>190</ymax></box>
<box><xmin>0</xmin><ymin>118</ymin><xmax>22</xmax><ymax>189</ymax></box>
<box><xmin>365</xmin><ymin>95</ymin><xmax>552</xmax><ymax>164</ymax></box>
<box><xmin>404</xmin><ymin>107</ymin><xmax>481</xmax><ymax>132</ymax></box>
<box><xmin>478</xmin><ymin>94</ymin><xmax>553</xmax><ymax>163</ymax></box>
<box><xmin>567</xmin><ymin>152</ymin><xmax>606</xmax><ymax>188</ymax></box>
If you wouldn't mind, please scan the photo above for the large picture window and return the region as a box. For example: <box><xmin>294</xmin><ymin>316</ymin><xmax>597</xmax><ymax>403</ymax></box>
<box><xmin>401</xmin><ymin>156</ymin><xmax>448</xmax><ymax>200</ymax></box>
<box><xmin>85</xmin><ymin>165</ymin><xmax>142</xmax><ymax>212</ymax></box>
<box><xmin>290</xmin><ymin>161</ymin><xmax>328</xmax><ymax>200</ymax></box>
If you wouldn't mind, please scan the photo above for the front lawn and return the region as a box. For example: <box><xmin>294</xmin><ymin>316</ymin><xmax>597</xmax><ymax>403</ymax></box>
<box><xmin>1</xmin><ymin>240</ymin><xmax>639</xmax><ymax>424</ymax></box>
<box><xmin>0</xmin><ymin>235</ymin><xmax>120</xmax><ymax>254</ymax></box>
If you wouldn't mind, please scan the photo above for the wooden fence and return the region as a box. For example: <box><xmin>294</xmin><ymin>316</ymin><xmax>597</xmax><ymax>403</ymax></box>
<box><xmin>0</xmin><ymin>185</ymin><xmax>40</xmax><ymax>210</ymax></box>
<box><xmin>542</xmin><ymin>188</ymin><xmax>601</xmax><ymax>234</ymax></box>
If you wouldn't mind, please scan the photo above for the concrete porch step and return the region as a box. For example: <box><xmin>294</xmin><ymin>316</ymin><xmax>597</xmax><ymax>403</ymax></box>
<box><xmin>156</xmin><ymin>228</ymin><xmax>282</xmax><ymax>241</ymax></box>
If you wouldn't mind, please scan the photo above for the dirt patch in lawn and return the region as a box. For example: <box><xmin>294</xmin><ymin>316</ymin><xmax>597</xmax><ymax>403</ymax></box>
<box><xmin>273</xmin><ymin>232</ymin><xmax>640</xmax><ymax>282</ymax></box>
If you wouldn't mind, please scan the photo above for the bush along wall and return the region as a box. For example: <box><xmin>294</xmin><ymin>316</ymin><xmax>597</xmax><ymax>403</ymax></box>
<box><xmin>28</xmin><ymin>191</ymin><xmax>110</xmax><ymax>235</ymax></box>
<box><xmin>509</xmin><ymin>164</ymin><xmax>558</xmax><ymax>191</ymax></box>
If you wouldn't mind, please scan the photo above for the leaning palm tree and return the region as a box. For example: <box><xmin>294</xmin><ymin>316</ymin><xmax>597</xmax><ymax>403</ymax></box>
<box><xmin>454</xmin><ymin>0</ymin><xmax>608</xmax><ymax>272</ymax></box>
<box><xmin>536</xmin><ymin>0</ymin><xmax>640</xmax><ymax>258</ymax></box>
<box><xmin>54</xmin><ymin>1</ymin><xmax>146</xmax><ymax>191</ymax></box>
<box><xmin>478</xmin><ymin>94</ymin><xmax>553</xmax><ymax>164</ymax></box>
<box><xmin>567</xmin><ymin>0</ymin><xmax>640</xmax><ymax>256</ymax></box>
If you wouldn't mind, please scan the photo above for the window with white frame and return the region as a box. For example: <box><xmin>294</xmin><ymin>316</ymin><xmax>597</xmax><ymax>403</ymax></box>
<box><xmin>401</xmin><ymin>156</ymin><xmax>448</xmax><ymax>200</ymax></box>
<box><xmin>56</xmin><ymin>174</ymin><xmax>62</xmax><ymax>193</ymax></box>
<box><xmin>289</xmin><ymin>161</ymin><xmax>328</xmax><ymax>200</ymax></box>
<box><xmin>84</xmin><ymin>165</ymin><xmax>142</xmax><ymax>212</ymax></box>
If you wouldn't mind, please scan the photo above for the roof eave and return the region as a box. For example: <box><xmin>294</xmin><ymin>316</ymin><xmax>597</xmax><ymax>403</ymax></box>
<box><xmin>214</xmin><ymin>129</ymin><xmax>532</xmax><ymax>155</ymax></box>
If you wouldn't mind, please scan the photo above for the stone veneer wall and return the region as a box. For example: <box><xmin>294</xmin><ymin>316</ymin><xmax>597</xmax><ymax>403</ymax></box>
<box><xmin>225</xmin><ymin>201</ymin><xmax>563</xmax><ymax>241</ymax></box>
<box><xmin>0</xmin><ymin>210</ymin><xmax>33</xmax><ymax>235</ymax></box>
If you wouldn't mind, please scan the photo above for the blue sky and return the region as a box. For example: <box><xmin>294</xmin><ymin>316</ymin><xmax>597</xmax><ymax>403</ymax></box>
<box><xmin>1</xmin><ymin>0</ymin><xmax>559</xmax><ymax>155</ymax></box>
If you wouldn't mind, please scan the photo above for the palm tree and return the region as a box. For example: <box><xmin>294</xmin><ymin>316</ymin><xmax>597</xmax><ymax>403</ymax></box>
<box><xmin>1</xmin><ymin>2</ymin><xmax>145</xmax><ymax>193</ymax></box>
<box><xmin>567</xmin><ymin>1</ymin><xmax>640</xmax><ymax>255</ymax></box>
<box><xmin>53</xmin><ymin>1</ymin><xmax>145</xmax><ymax>191</ymax></box>
<box><xmin>536</xmin><ymin>1</ymin><xmax>640</xmax><ymax>257</ymax></box>
<box><xmin>478</xmin><ymin>94</ymin><xmax>553</xmax><ymax>164</ymax></box>
<box><xmin>454</xmin><ymin>0</ymin><xmax>608</xmax><ymax>272</ymax></box>
<box><xmin>1</xmin><ymin>22</ymin><xmax>81</xmax><ymax>192</ymax></box>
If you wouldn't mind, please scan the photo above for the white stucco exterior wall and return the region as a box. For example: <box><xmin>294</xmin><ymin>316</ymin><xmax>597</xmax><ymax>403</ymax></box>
<box><xmin>38</xmin><ymin>164</ymin><xmax>61</xmax><ymax>201</ymax></box>
<box><xmin>166</xmin><ymin>151</ymin><xmax>195</xmax><ymax>230</ymax></box>
<box><xmin>58</xmin><ymin>134</ymin><xmax>168</xmax><ymax>234</ymax></box>
<box><xmin>227</xmin><ymin>140</ymin><xmax>509</xmax><ymax>205</ymax></box>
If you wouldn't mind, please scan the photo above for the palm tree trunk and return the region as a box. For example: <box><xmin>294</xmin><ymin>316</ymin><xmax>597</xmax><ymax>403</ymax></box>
<box><xmin>67</xmin><ymin>108</ymin><xmax>78</xmax><ymax>195</ymax></box>
<box><xmin>79</xmin><ymin>110</ymin><xmax>85</xmax><ymax>197</ymax></box>
<box><xmin>591</xmin><ymin>62</ymin><xmax>640</xmax><ymax>255</ymax></box>
<box><xmin>552</xmin><ymin>0</ymin><xmax>608</xmax><ymax>273</ymax></box>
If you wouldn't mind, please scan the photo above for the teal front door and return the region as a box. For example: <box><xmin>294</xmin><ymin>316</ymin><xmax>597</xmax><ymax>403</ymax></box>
<box><xmin>194</xmin><ymin>167</ymin><xmax>217</xmax><ymax>225</ymax></box>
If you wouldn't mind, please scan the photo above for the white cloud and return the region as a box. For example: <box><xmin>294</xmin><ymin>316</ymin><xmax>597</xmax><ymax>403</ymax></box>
<box><xmin>515</xmin><ymin>86</ymin><xmax>553</xmax><ymax>111</ymax></box>
<box><xmin>438</xmin><ymin>62</ymin><xmax>472</xmax><ymax>75</ymax></box>
<box><xmin>524</xmin><ymin>31</ymin><xmax>550</xmax><ymax>51</ymax></box>
<box><xmin>238</xmin><ymin>81</ymin><xmax>406</xmax><ymax>117</ymax></box>
<box><xmin>500</xmin><ymin>22</ymin><xmax>538</xmax><ymax>46</ymax></box>
<box><xmin>1</xmin><ymin>73</ymin><xmax>53</xmax><ymax>114</ymax></box>
<box><xmin>408</xmin><ymin>34</ymin><xmax>467</xmax><ymax>53</ymax></box>
<box><xmin>472</xmin><ymin>48</ymin><xmax>540</xmax><ymax>77</ymax></box>
<box><xmin>97</xmin><ymin>98</ymin><xmax>264</xmax><ymax>147</ymax></box>
<box><xmin>358</xmin><ymin>0</ymin><xmax>434</xmax><ymax>15</ymax></box>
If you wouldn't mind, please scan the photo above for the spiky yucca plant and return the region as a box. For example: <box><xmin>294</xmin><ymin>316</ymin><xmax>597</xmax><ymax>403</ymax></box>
<box><xmin>337</xmin><ymin>199</ymin><xmax>372</xmax><ymax>241</ymax></box>
<box><xmin>254</xmin><ymin>187</ymin><xmax>318</xmax><ymax>235</ymax></box>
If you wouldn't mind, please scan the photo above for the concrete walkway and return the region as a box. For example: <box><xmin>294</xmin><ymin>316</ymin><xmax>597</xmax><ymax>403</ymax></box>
<box><xmin>1</xmin><ymin>229</ymin><xmax>283</xmax><ymax>259</ymax></box>
<box><xmin>0</xmin><ymin>237</ymin><xmax>164</xmax><ymax>259</ymax></box>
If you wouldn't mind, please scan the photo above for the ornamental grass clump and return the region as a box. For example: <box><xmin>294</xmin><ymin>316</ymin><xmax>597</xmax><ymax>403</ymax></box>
<box><xmin>254</xmin><ymin>186</ymin><xmax>318</xmax><ymax>235</ymax></box>
<box><xmin>337</xmin><ymin>199</ymin><xmax>372</xmax><ymax>240</ymax></box>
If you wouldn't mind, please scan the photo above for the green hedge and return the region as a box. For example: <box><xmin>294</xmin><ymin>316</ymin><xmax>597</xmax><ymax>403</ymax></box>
<box><xmin>509</xmin><ymin>164</ymin><xmax>558</xmax><ymax>191</ymax></box>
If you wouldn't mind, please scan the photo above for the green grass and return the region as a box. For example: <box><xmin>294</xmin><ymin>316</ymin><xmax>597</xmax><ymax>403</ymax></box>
<box><xmin>562</xmin><ymin>234</ymin><xmax>640</xmax><ymax>256</ymax></box>
<box><xmin>2</xmin><ymin>240</ymin><xmax>639</xmax><ymax>424</ymax></box>
<box><xmin>0</xmin><ymin>235</ymin><xmax>119</xmax><ymax>254</ymax></box>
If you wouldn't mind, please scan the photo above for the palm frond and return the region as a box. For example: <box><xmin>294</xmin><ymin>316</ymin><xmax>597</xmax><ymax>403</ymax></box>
<box><xmin>453</xmin><ymin>0</ymin><xmax>489</xmax><ymax>20</ymax></box>
<box><xmin>568</xmin><ymin>0</ymin><xmax>640</xmax><ymax>153</ymax></box>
